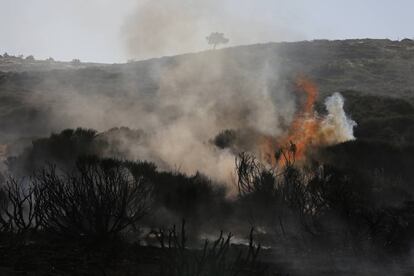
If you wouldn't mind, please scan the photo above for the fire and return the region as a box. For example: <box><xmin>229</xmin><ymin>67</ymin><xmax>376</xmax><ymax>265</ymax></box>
<box><xmin>259</xmin><ymin>76</ymin><xmax>321</xmax><ymax>166</ymax></box>
<box><xmin>257</xmin><ymin>75</ymin><xmax>357</xmax><ymax>168</ymax></box>
<box><xmin>297</xmin><ymin>76</ymin><xmax>318</xmax><ymax>114</ymax></box>
<box><xmin>280</xmin><ymin>76</ymin><xmax>320</xmax><ymax>162</ymax></box>
<box><xmin>258</xmin><ymin>135</ymin><xmax>278</xmax><ymax>165</ymax></box>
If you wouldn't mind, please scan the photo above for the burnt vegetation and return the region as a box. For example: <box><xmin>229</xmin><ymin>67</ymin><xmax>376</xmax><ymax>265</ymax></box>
<box><xmin>1</xmin><ymin>39</ymin><xmax>414</xmax><ymax>274</ymax></box>
<box><xmin>0</xmin><ymin>123</ymin><xmax>413</xmax><ymax>274</ymax></box>
<box><xmin>0</xmin><ymin>143</ymin><xmax>270</xmax><ymax>274</ymax></box>
<box><xmin>1</xmin><ymin>79</ymin><xmax>414</xmax><ymax>274</ymax></box>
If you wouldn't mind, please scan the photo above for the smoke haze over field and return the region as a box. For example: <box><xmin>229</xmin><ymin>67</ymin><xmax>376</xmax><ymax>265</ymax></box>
<box><xmin>35</xmin><ymin>52</ymin><xmax>297</xmax><ymax>185</ymax></box>
<box><xmin>122</xmin><ymin>0</ymin><xmax>302</xmax><ymax>60</ymax></box>
<box><xmin>2</xmin><ymin>2</ymin><xmax>414</xmax><ymax>274</ymax></box>
<box><xmin>2</xmin><ymin>49</ymin><xmax>356</xmax><ymax>188</ymax></box>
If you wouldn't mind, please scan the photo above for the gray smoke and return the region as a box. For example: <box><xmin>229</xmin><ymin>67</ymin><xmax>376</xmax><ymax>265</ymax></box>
<box><xmin>99</xmin><ymin>54</ymin><xmax>297</xmax><ymax>187</ymax></box>
<box><xmin>0</xmin><ymin>49</ymin><xmax>298</xmax><ymax>189</ymax></box>
<box><xmin>122</xmin><ymin>0</ymin><xmax>303</xmax><ymax>60</ymax></box>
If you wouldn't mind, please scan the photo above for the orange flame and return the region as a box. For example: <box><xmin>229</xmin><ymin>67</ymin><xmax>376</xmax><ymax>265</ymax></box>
<box><xmin>259</xmin><ymin>76</ymin><xmax>321</xmax><ymax>167</ymax></box>
<box><xmin>258</xmin><ymin>135</ymin><xmax>278</xmax><ymax>165</ymax></box>
<box><xmin>296</xmin><ymin>76</ymin><xmax>318</xmax><ymax>114</ymax></box>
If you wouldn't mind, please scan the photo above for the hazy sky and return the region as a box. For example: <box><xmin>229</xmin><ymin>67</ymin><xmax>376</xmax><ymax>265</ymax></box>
<box><xmin>1</xmin><ymin>0</ymin><xmax>413</xmax><ymax>63</ymax></box>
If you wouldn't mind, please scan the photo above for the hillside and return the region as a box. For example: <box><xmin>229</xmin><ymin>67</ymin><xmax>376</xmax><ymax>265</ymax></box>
<box><xmin>0</xmin><ymin>39</ymin><xmax>414</xmax><ymax>145</ymax></box>
<box><xmin>1</xmin><ymin>39</ymin><xmax>414</xmax><ymax>275</ymax></box>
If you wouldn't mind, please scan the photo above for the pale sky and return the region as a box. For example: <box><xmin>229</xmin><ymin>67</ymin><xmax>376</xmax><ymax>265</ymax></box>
<box><xmin>0</xmin><ymin>0</ymin><xmax>413</xmax><ymax>63</ymax></box>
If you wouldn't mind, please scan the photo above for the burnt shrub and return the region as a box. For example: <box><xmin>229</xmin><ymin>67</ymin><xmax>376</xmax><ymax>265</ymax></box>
<box><xmin>320</xmin><ymin>140</ymin><xmax>414</xmax><ymax>198</ymax></box>
<box><xmin>125</xmin><ymin>159</ymin><xmax>230</xmax><ymax>229</ymax></box>
<box><xmin>235</xmin><ymin>149</ymin><xmax>414</xmax><ymax>253</ymax></box>
<box><xmin>155</xmin><ymin>220</ymin><xmax>267</xmax><ymax>276</ymax></box>
<box><xmin>0</xmin><ymin>177</ymin><xmax>42</xmax><ymax>233</ymax></box>
<box><xmin>153</xmin><ymin>172</ymin><xmax>227</xmax><ymax>220</ymax></box>
<box><xmin>31</xmin><ymin>156</ymin><xmax>153</xmax><ymax>240</ymax></box>
<box><xmin>5</xmin><ymin>125</ymin><xmax>231</xmax><ymax>238</ymax></box>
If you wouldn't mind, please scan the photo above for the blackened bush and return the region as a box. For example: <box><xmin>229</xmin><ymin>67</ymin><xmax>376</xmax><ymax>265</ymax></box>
<box><xmin>235</xmin><ymin>149</ymin><xmax>414</xmax><ymax>253</ymax></box>
<box><xmin>311</xmin><ymin>166</ymin><xmax>373</xmax><ymax>214</ymax></box>
<box><xmin>151</xmin><ymin>171</ymin><xmax>228</xmax><ymax>223</ymax></box>
<box><xmin>319</xmin><ymin>140</ymin><xmax>414</xmax><ymax>206</ymax></box>
<box><xmin>236</xmin><ymin>152</ymin><xmax>267</xmax><ymax>196</ymax></box>
<box><xmin>124</xmin><ymin>160</ymin><xmax>158</xmax><ymax>180</ymax></box>
<box><xmin>0</xmin><ymin>177</ymin><xmax>42</xmax><ymax>233</ymax></box>
<box><xmin>33</xmin><ymin>157</ymin><xmax>153</xmax><ymax>239</ymax></box>
<box><xmin>321</xmin><ymin>140</ymin><xmax>414</xmax><ymax>179</ymax></box>
<box><xmin>126</xmin><ymin>158</ymin><xmax>229</xmax><ymax>224</ymax></box>
<box><xmin>7</xmin><ymin>128</ymin><xmax>99</xmax><ymax>176</ymax></box>
<box><xmin>0</xmin><ymin>187</ymin><xmax>10</xmax><ymax>232</ymax></box>
<box><xmin>235</xmin><ymin>151</ymin><xmax>375</xmax><ymax>238</ymax></box>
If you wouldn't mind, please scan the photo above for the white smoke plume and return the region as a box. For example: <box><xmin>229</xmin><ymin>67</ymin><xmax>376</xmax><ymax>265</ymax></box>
<box><xmin>319</xmin><ymin>92</ymin><xmax>357</xmax><ymax>144</ymax></box>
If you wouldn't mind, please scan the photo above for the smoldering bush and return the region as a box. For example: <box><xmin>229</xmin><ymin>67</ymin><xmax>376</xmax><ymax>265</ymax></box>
<box><xmin>4</xmin><ymin>127</ymin><xmax>414</xmax><ymax>256</ymax></box>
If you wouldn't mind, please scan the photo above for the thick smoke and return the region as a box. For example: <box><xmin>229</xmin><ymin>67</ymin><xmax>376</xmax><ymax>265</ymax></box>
<box><xmin>103</xmin><ymin>54</ymin><xmax>296</xmax><ymax>186</ymax></box>
<box><xmin>0</xmin><ymin>1</ymin><xmax>305</xmax><ymax>187</ymax></box>
<box><xmin>1</xmin><ymin>56</ymin><xmax>360</xmax><ymax>189</ymax></box>
<box><xmin>3</xmin><ymin>51</ymin><xmax>295</xmax><ymax>188</ymax></box>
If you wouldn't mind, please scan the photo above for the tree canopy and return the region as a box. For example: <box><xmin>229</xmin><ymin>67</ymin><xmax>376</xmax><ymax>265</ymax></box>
<box><xmin>206</xmin><ymin>32</ymin><xmax>229</xmax><ymax>49</ymax></box>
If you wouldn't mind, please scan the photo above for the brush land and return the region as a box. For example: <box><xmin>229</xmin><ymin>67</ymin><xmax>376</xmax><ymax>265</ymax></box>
<box><xmin>0</xmin><ymin>39</ymin><xmax>414</xmax><ymax>275</ymax></box>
